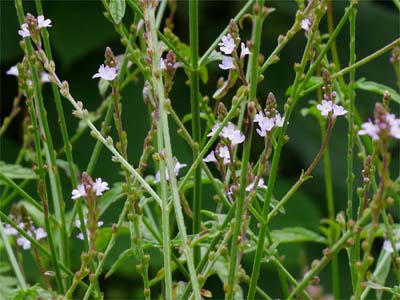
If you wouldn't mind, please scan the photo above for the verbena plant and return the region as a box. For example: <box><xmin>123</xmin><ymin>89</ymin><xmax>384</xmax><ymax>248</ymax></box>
<box><xmin>1</xmin><ymin>0</ymin><xmax>399</xmax><ymax>299</ymax></box>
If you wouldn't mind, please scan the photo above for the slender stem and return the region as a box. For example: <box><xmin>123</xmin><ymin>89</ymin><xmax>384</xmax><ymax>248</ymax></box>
<box><xmin>144</xmin><ymin>2</ymin><xmax>201</xmax><ymax>299</ymax></box>
<box><xmin>346</xmin><ymin>0</ymin><xmax>357</xmax><ymax>293</ymax></box>
<box><xmin>287</xmin><ymin>211</ymin><xmax>371</xmax><ymax>300</ymax></box>
<box><xmin>0</xmin><ymin>218</ymin><xmax>27</xmax><ymax>290</ymax></box>
<box><xmin>227</xmin><ymin>1</ymin><xmax>265</xmax><ymax>299</ymax></box>
<box><xmin>247</xmin><ymin>2</ymin><xmax>328</xmax><ymax>297</ymax></box>
<box><xmin>300</xmin><ymin>38</ymin><xmax>400</xmax><ymax>97</ymax></box>
<box><xmin>189</xmin><ymin>0</ymin><xmax>202</xmax><ymax>267</ymax></box>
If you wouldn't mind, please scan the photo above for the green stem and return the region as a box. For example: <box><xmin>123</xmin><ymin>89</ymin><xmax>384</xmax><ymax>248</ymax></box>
<box><xmin>227</xmin><ymin>1</ymin><xmax>265</xmax><ymax>299</ymax></box>
<box><xmin>0</xmin><ymin>218</ymin><xmax>27</xmax><ymax>290</ymax></box>
<box><xmin>144</xmin><ymin>2</ymin><xmax>201</xmax><ymax>299</ymax></box>
<box><xmin>15</xmin><ymin>0</ymin><xmax>69</xmax><ymax>276</ymax></box>
<box><xmin>346</xmin><ymin>0</ymin><xmax>357</xmax><ymax>293</ymax></box>
<box><xmin>189</xmin><ymin>0</ymin><xmax>202</xmax><ymax>267</ymax></box>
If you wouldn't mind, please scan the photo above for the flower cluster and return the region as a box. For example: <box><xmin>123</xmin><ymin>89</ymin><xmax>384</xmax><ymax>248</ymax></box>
<box><xmin>18</xmin><ymin>14</ymin><xmax>52</xmax><ymax>38</ymax></box>
<box><xmin>218</xmin><ymin>35</ymin><xmax>250</xmax><ymax>70</ymax></box>
<box><xmin>3</xmin><ymin>219</ymin><xmax>47</xmax><ymax>250</ymax></box>
<box><xmin>155</xmin><ymin>157</ymin><xmax>187</xmax><ymax>183</ymax></box>
<box><xmin>71</xmin><ymin>177</ymin><xmax>109</xmax><ymax>199</ymax></box>
<box><xmin>207</xmin><ymin>122</ymin><xmax>245</xmax><ymax>145</ymax></box>
<box><xmin>75</xmin><ymin>218</ymin><xmax>104</xmax><ymax>241</ymax></box>
<box><xmin>316</xmin><ymin>92</ymin><xmax>347</xmax><ymax>118</ymax></box>
<box><xmin>254</xmin><ymin>112</ymin><xmax>284</xmax><ymax>137</ymax></box>
<box><xmin>204</xmin><ymin>145</ymin><xmax>230</xmax><ymax>165</ymax></box>
<box><xmin>358</xmin><ymin>104</ymin><xmax>400</xmax><ymax>140</ymax></box>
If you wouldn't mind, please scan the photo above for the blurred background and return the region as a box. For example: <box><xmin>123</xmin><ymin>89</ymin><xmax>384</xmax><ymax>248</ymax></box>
<box><xmin>1</xmin><ymin>0</ymin><xmax>399</xmax><ymax>299</ymax></box>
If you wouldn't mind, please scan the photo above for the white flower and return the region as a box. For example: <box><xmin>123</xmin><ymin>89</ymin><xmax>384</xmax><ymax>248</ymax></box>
<box><xmin>301</xmin><ymin>18</ymin><xmax>311</xmax><ymax>32</ymax></box>
<box><xmin>245</xmin><ymin>178</ymin><xmax>267</xmax><ymax>192</ymax></box>
<box><xmin>71</xmin><ymin>184</ymin><xmax>86</xmax><ymax>200</ymax></box>
<box><xmin>316</xmin><ymin>100</ymin><xmax>333</xmax><ymax>117</ymax></box>
<box><xmin>203</xmin><ymin>151</ymin><xmax>217</xmax><ymax>163</ymax></box>
<box><xmin>207</xmin><ymin>123</ymin><xmax>221</xmax><ymax>137</ymax></box>
<box><xmin>219</xmin><ymin>57</ymin><xmax>235</xmax><ymax>70</ymax></box>
<box><xmin>358</xmin><ymin>120</ymin><xmax>380</xmax><ymax>140</ymax></box>
<box><xmin>34</xmin><ymin>227</ymin><xmax>47</xmax><ymax>240</ymax></box>
<box><xmin>92</xmin><ymin>64</ymin><xmax>118</xmax><ymax>81</ymax></box>
<box><xmin>240</xmin><ymin>42</ymin><xmax>250</xmax><ymax>57</ymax></box>
<box><xmin>274</xmin><ymin>113</ymin><xmax>284</xmax><ymax>127</ymax></box>
<box><xmin>155</xmin><ymin>158</ymin><xmax>187</xmax><ymax>182</ymax></box>
<box><xmin>18</xmin><ymin>23</ymin><xmax>30</xmax><ymax>37</ymax></box>
<box><xmin>6</xmin><ymin>65</ymin><xmax>19</xmax><ymax>76</ymax></box>
<box><xmin>332</xmin><ymin>104</ymin><xmax>347</xmax><ymax>117</ymax></box>
<box><xmin>37</xmin><ymin>15</ymin><xmax>52</xmax><ymax>29</ymax></box>
<box><xmin>3</xmin><ymin>224</ymin><xmax>18</xmax><ymax>236</ymax></box>
<box><xmin>216</xmin><ymin>146</ymin><xmax>230</xmax><ymax>165</ymax></box>
<box><xmin>160</xmin><ymin>58</ymin><xmax>166</xmax><ymax>70</ymax></box>
<box><xmin>93</xmin><ymin>178</ymin><xmax>109</xmax><ymax>196</ymax></box>
<box><xmin>221</xmin><ymin>122</ymin><xmax>245</xmax><ymax>145</ymax></box>
<box><xmin>40</xmin><ymin>72</ymin><xmax>50</xmax><ymax>83</ymax></box>
<box><xmin>218</xmin><ymin>34</ymin><xmax>235</xmax><ymax>55</ymax></box>
<box><xmin>383</xmin><ymin>240</ymin><xmax>400</xmax><ymax>253</ymax></box>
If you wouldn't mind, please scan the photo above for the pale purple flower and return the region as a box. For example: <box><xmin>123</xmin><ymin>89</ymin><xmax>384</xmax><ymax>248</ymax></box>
<box><xmin>358</xmin><ymin>120</ymin><xmax>380</xmax><ymax>140</ymax></box>
<box><xmin>6</xmin><ymin>65</ymin><xmax>19</xmax><ymax>76</ymax></box>
<box><xmin>218</xmin><ymin>34</ymin><xmax>235</xmax><ymax>55</ymax></box>
<box><xmin>203</xmin><ymin>151</ymin><xmax>217</xmax><ymax>163</ymax></box>
<box><xmin>254</xmin><ymin>112</ymin><xmax>283</xmax><ymax>137</ymax></box>
<box><xmin>92</xmin><ymin>64</ymin><xmax>118</xmax><ymax>81</ymax></box>
<box><xmin>18</xmin><ymin>23</ymin><xmax>30</xmax><ymax>37</ymax></box>
<box><xmin>301</xmin><ymin>18</ymin><xmax>311</xmax><ymax>32</ymax></box>
<box><xmin>387</xmin><ymin>113</ymin><xmax>400</xmax><ymax>139</ymax></box>
<box><xmin>245</xmin><ymin>178</ymin><xmax>267</xmax><ymax>192</ymax></box>
<box><xmin>221</xmin><ymin>122</ymin><xmax>245</xmax><ymax>145</ymax></box>
<box><xmin>240</xmin><ymin>42</ymin><xmax>250</xmax><ymax>57</ymax></box>
<box><xmin>17</xmin><ymin>235</ymin><xmax>31</xmax><ymax>250</ymax></box>
<box><xmin>219</xmin><ymin>57</ymin><xmax>235</xmax><ymax>70</ymax></box>
<box><xmin>3</xmin><ymin>224</ymin><xmax>18</xmax><ymax>236</ymax></box>
<box><xmin>93</xmin><ymin>178</ymin><xmax>109</xmax><ymax>196</ymax></box>
<box><xmin>37</xmin><ymin>15</ymin><xmax>52</xmax><ymax>29</ymax></box>
<box><xmin>71</xmin><ymin>184</ymin><xmax>87</xmax><ymax>200</ymax></box>
<box><xmin>383</xmin><ymin>240</ymin><xmax>400</xmax><ymax>253</ymax></box>
<box><xmin>217</xmin><ymin>146</ymin><xmax>230</xmax><ymax>165</ymax></box>
<box><xmin>34</xmin><ymin>227</ymin><xmax>47</xmax><ymax>240</ymax></box>
<box><xmin>316</xmin><ymin>100</ymin><xmax>333</xmax><ymax>117</ymax></box>
<box><xmin>160</xmin><ymin>58</ymin><xmax>166</xmax><ymax>70</ymax></box>
<box><xmin>274</xmin><ymin>113</ymin><xmax>284</xmax><ymax>127</ymax></box>
<box><xmin>332</xmin><ymin>104</ymin><xmax>347</xmax><ymax>117</ymax></box>
<box><xmin>207</xmin><ymin>123</ymin><xmax>221</xmax><ymax>137</ymax></box>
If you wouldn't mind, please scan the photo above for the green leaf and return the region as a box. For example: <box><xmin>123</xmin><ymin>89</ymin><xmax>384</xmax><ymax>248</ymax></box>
<box><xmin>203</xmin><ymin>50</ymin><xmax>225</xmax><ymax>65</ymax></box>
<box><xmin>355</xmin><ymin>78</ymin><xmax>400</xmax><ymax>104</ymax></box>
<box><xmin>0</xmin><ymin>262</ymin><xmax>17</xmax><ymax>300</ymax></box>
<box><xmin>270</xmin><ymin>227</ymin><xmax>328</xmax><ymax>245</ymax></box>
<box><xmin>95</xmin><ymin>227</ymin><xmax>112</xmax><ymax>252</ymax></box>
<box><xmin>105</xmin><ymin>248</ymin><xmax>134</xmax><ymax>278</ymax></box>
<box><xmin>286</xmin><ymin>76</ymin><xmax>322</xmax><ymax>96</ymax></box>
<box><xmin>109</xmin><ymin>0</ymin><xmax>126</xmax><ymax>24</ymax></box>
<box><xmin>0</xmin><ymin>162</ymin><xmax>37</xmax><ymax>185</ymax></box>
<box><xmin>56</xmin><ymin>159</ymin><xmax>80</xmax><ymax>179</ymax></box>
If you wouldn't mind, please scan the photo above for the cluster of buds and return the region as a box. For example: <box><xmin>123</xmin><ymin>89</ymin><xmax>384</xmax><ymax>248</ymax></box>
<box><xmin>3</xmin><ymin>205</ymin><xmax>47</xmax><ymax>250</ymax></box>
<box><xmin>253</xmin><ymin>92</ymin><xmax>284</xmax><ymax>137</ymax></box>
<box><xmin>160</xmin><ymin>51</ymin><xmax>180</xmax><ymax>96</ymax></box>
<box><xmin>316</xmin><ymin>70</ymin><xmax>347</xmax><ymax>118</ymax></box>
<box><xmin>18</xmin><ymin>14</ymin><xmax>52</xmax><ymax>45</ymax></box>
<box><xmin>358</xmin><ymin>102</ymin><xmax>400</xmax><ymax>141</ymax></box>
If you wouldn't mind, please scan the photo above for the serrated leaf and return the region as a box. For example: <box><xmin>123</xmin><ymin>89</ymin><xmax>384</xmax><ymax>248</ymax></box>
<box><xmin>109</xmin><ymin>0</ymin><xmax>126</xmax><ymax>24</ymax></box>
<box><xmin>270</xmin><ymin>227</ymin><xmax>328</xmax><ymax>245</ymax></box>
<box><xmin>355</xmin><ymin>78</ymin><xmax>400</xmax><ymax>104</ymax></box>
<box><xmin>0</xmin><ymin>162</ymin><xmax>37</xmax><ymax>185</ymax></box>
<box><xmin>105</xmin><ymin>248</ymin><xmax>134</xmax><ymax>278</ymax></box>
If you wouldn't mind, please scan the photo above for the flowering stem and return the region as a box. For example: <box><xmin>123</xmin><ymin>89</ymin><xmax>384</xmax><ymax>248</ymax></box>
<box><xmin>189</xmin><ymin>0</ymin><xmax>202</xmax><ymax>267</ymax></box>
<box><xmin>0</xmin><ymin>218</ymin><xmax>27</xmax><ymax>290</ymax></box>
<box><xmin>247</xmin><ymin>2</ymin><xmax>327</xmax><ymax>298</ymax></box>
<box><xmin>15</xmin><ymin>0</ymin><xmax>70</xmax><ymax>278</ymax></box>
<box><xmin>227</xmin><ymin>2</ymin><xmax>265</xmax><ymax>299</ymax></box>
<box><xmin>143</xmin><ymin>1</ymin><xmax>201</xmax><ymax>298</ymax></box>
<box><xmin>199</xmin><ymin>0</ymin><xmax>255</xmax><ymax>66</ymax></box>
